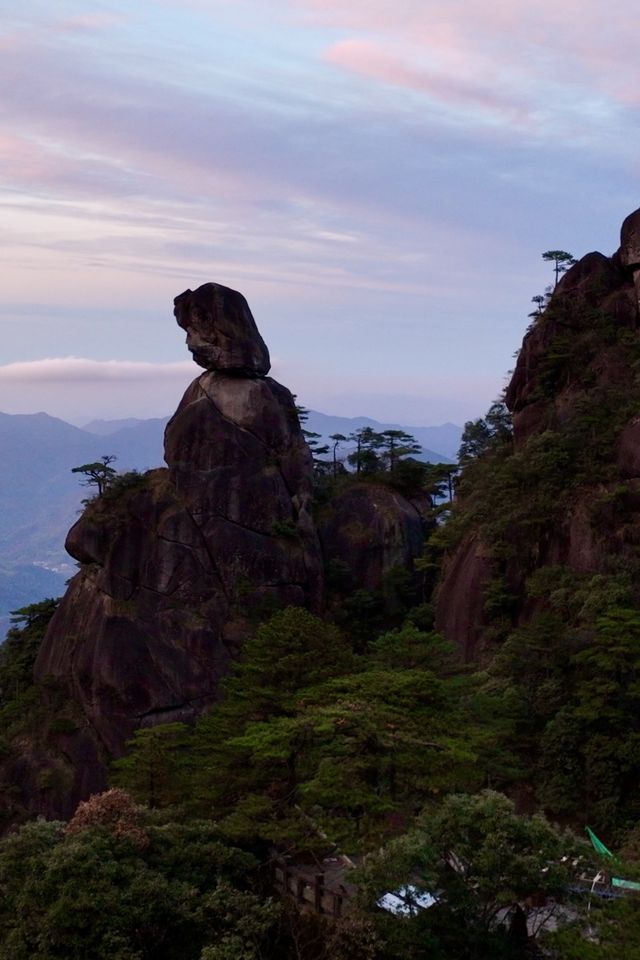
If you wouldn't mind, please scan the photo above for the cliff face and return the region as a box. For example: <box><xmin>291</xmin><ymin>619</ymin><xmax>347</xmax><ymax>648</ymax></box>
<box><xmin>435</xmin><ymin>208</ymin><xmax>640</xmax><ymax>659</ymax></box>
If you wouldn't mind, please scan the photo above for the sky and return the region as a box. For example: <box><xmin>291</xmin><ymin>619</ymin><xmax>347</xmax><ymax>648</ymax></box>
<box><xmin>1</xmin><ymin>0</ymin><xmax>639</xmax><ymax>427</ymax></box>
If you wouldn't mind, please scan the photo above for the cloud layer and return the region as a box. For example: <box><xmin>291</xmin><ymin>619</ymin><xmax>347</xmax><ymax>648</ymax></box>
<box><xmin>0</xmin><ymin>358</ymin><xmax>194</xmax><ymax>383</ymax></box>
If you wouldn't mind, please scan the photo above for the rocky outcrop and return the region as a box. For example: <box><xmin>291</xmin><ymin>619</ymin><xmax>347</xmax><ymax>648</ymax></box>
<box><xmin>436</xmin><ymin>207</ymin><xmax>640</xmax><ymax>657</ymax></box>
<box><xmin>33</xmin><ymin>283</ymin><xmax>322</xmax><ymax>809</ymax></box>
<box><xmin>5</xmin><ymin>280</ymin><xmax>435</xmax><ymax>822</ymax></box>
<box><xmin>505</xmin><ymin>251</ymin><xmax>635</xmax><ymax>446</ymax></box>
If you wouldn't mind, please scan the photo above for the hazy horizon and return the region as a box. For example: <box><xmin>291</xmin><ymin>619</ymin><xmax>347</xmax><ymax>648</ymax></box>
<box><xmin>0</xmin><ymin>395</ymin><xmax>464</xmax><ymax>433</ymax></box>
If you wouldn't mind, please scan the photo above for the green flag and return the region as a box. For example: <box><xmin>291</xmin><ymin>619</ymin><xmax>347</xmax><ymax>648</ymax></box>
<box><xmin>612</xmin><ymin>876</ymin><xmax>640</xmax><ymax>891</ymax></box>
<box><xmin>586</xmin><ymin>826</ymin><xmax>614</xmax><ymax>859</ymax></box>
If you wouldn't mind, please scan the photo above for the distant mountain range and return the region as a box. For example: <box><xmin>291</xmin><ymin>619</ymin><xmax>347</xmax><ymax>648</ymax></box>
<box><xmin>302</xmin><ymin>411</ymin><xmax>461</xmax><ymax>462</ymax></box>
<box><xmin>0</xmin><ymin>409</ymin><xmax>461</xmax><ymax>637</ymax></box>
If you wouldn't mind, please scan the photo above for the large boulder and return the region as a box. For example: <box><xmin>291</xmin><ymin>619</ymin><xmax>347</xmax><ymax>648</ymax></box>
<box><xmin>174</xmin><ymin>282</ymin><xmax>270</xmax><ymax>375</ymax></box>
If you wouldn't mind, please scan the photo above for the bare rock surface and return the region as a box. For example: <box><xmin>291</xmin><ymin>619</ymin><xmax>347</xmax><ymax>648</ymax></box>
<box><xmin>434</xmin><ymin>536</ymin><xmax>491</xmax><ymax>661</ymax></box>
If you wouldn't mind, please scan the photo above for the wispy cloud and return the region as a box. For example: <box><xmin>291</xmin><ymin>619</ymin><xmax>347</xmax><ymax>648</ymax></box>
<box><xmin>297</xmin><ymin>0</ymin><xmax>639</xmax><ymax>133</ymax></box>
<box><xmin>0</xmin><ymin>0</ymin><xmax>637</xmax><ymax>425</ymax></box>
<box><xmin>54</xmin><ymin>12</ymin><xmax>127</xmax><ymax>33</ymax></box>
<box><xmin>324</xmin><ymin>39</ymin><xmax>530</xmax><ymax>125</ymax></box>
<box><xmin>0</xmin><ymin>358</ymin><xmax>194</xmax><ymax>383</ymax></box>
<box><xmin>0</xmin><ymin>358</ymin><xmax>197</xmax><ymax>422</ymax></box>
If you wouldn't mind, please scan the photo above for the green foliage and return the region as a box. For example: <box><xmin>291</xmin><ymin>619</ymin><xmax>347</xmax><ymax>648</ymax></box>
<box><xmin>379</xmin><ymin>457</ymin><xmax>429</xmax><ymax>498</ymax></box>
<box><xmin>334</xmin><ymin>587</ymin><xmax>386</xmax><ymax>648</ymax></box>
<box><xmin>542</xmin><ymin>249</ymin><xmax>577</xmax><ymax>286</ymax></box>
<box><xmin>545</xmin><ymin>897</ymin><xmax>640</xmax><ymax>959</ymax></box>
<box><xmin>345</xmin><ymin>426</ymin><xmax>424</xmax><ymax>480</ymax></box>
<box><xmin>296</xmin><ymin>403</ymin><xmax>331</xmax><ymax>470</ymax></box>
<box><xmin>197</xmin><ymin>884</ymin><xmax>280</xmax><ymax>960</ymax></box>
<box><xmin>183</xmin><ymin>607</ymin><xmax>357</xmax><ymax>844</ymax></box>
<box><xmin>0</xmin><ymin>598</ymin><xmax>59</xmax><ymax>707</ymax></box>
<box><xmin>458</xmin><ymin>400</ymin><xmax>512</xmax><ymax>467</ymax></box>
<box><xmin>112</xmin><ymin>723</ymin><xmax>192</xmax><ymax>808</ymax></box>
<box><xmin>347</xmin><ymin>427</ymin><xmax>385</xmax><ymax>476</ymax></box>
<box><xmin>378</xmin><ymin>430</ymin><xmax>422</xmax><ymax>472</ymax></box>
<box><xmin>71</xmin><ymin>454</ymin><xmax>117</xmax><ymax>497</ymax></box>
<box><xmin>0</xmin><ymin>807</ymin><xmax>277</xmax><ymax>960</ymax></box>
<box><xmin>0</xmin><ymin>598</ymin><xmax>63</xmax><ymax>763</ymax></box>
<box><xmin>102</xmin><ymin>470</ymin><xmax>148</xmax><ymax>501</ymax></box>
<box><xmin>361</xmin><ymin>790</ymin><xmax>585</xmax><ymax>960</ymax></box>
<box><xmin>430</xmin><ymin>280</ymin><xmax>640</xmax><ymax>827</ymax></box>
<box><xmin>179</xmin><ymin>616</ymin><xmax>487</xmax><ymax>851</ymax></box>
<box><xmin>489</xmin><ymin>596</ymin><xmax>640</xmax><ymax>826</ymax></box>
<box><xmin>422</xmin><ymin>462</ymin><xmax>458</xmax><ymax>504</ymax></box>
<box><xmin>328</xmin><ymin>432</ymin><xmax>348</xmax><ymax>479</ymax></box>
<box><xmin>103</xmin><ymin>608</ymin><xmax>495</xmax><ymax>857</ymax></box>
<box><xmin>369</xmin><ymin>624</ymin><xmax>459</xmax><ymax>673</ymax></box>
<box><xmin>270</xmin><ymin>519</ymin><xmax>300</xmax><ymax>540</ymax></box>
<box><xmin>216</xmin><ymin>606</ymin><xmax>354</xmax><ymax>722</ymax></box>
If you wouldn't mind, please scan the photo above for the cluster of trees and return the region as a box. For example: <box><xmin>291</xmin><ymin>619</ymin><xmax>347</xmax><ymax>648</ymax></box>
<box><xmin>296</xmin><ymin>406</ymin><xmax>459</xmax><ymax>508</ymax></box>
<box><xmin>0</xmin><ymin>791</ymin><xmax>282</xmax><ymax>960</ymax></box>
<box><xmin>297</xmin><ymin>406</ymin><xmax>426</xmax><ymax>478</ymax></box>
<box><xmin>529</xmin><ymin>249</ymin><xmax>577</xmax><ymax>319</ymax></box>
<box><xmin>4</xmin><ymin>601</ymin><xmax>630</xmax><ymax>959</ymax></box>
<box><xmin>2</xmin><ymin>779</ymin><xmax>625</xmax><ymax>960</ymax></box>
<box><xmin>2</xmin><ymin>515</ymin><xmax>640</xmax><ymax>953</ymax></box>
<box><xmin>112</xmin><ymin>609</ymin><xmax>486</xmax><ymax>847</ymax></box>
<box><xmin>457</xmin><ymin>400</ymin><xmax>512</xmax><ymax>467</ymax></box>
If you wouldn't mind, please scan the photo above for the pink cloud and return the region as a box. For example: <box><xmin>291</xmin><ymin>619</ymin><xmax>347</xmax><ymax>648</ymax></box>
<box><xmin>55</xmin><ymin>13</ymin><xmax>125</xmax><ymax>33</ymax></box>
<box><xmin>297</xmin><ymin>0</ymin><xmax>640</xmax><ymax>116</ymax></box>
<box><xmin>324</xmin><ymin>38</ymin><xmax>528</xmax><ymax>122</ymax></box>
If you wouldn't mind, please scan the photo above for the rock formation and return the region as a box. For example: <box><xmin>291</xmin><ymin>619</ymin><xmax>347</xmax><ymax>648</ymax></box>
<box><xmin>2</xmin><ymin>283</ymin><xmax>431</xmax><ymax>822</ymax></box>
<box><xmin>317</xmin><ymin>483</ymin><xmax>429</xmax><ymax>594</ymax></box>
<box><xmin>435</xmin><ymin>207</ymin><xmax>640</xmax><ymax>658</ymax></box>
<box><xmin>174</xmin><ymin>282</ymin><xmax>270</xmax><ymax>375</ymax></box>
<box><xmin>33</xmin><ymin>283</ymin><xmax>322</xmax><ymax>812</ymax></box>
<box><xmin>505</xmin><ymin>250</ymin><xmax>636</xmax><ymax>448</ymax></box>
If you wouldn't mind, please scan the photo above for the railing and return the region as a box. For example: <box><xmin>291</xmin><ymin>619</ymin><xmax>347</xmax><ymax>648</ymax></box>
<box><xmin>271</xmin><ymin>861</ymin><xmax>352</xmax><ymax>918</ymax></box>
